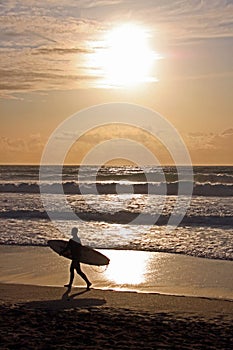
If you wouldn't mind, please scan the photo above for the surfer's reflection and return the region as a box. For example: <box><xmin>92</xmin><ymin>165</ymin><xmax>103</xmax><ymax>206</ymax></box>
<box><xmin>60</xmin><ymin>227</ymin><xmax>92</xmax><ymax>290</ymax></box>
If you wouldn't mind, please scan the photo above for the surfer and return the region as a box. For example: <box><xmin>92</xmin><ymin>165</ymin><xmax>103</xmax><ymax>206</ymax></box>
<box><xmin>60</xmin><ymin>227</ymin><xmax>92</xmax><ymax>290</ymax></box>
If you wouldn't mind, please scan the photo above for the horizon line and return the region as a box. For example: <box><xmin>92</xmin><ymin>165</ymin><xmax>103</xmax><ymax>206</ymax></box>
<box><xmin>0</xmin><ymin>163</ymin><xmax>232</xmax><ymax>167</ymax></box>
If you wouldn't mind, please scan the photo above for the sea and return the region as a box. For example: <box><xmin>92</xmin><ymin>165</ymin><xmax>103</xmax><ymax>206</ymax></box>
<box><xmin>0</xmin><ymin>165</ymin><xmax>232</xmax><ymax>262</ymax></box>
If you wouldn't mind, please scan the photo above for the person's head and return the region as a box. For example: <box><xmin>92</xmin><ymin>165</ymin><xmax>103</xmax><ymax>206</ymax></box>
<box><xmin>71</xmin><ymin>227</ymin><xmax>81</xmax><ymax>244</ymax></box>
<box><xmin>71</xmin><ymin>227</ymin><xmax>78</xmax><ymax>237</ymax></box>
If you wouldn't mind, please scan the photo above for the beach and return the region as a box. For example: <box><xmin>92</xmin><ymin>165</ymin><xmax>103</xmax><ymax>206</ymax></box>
<box><xmin>1</xmin><ymin>246</ymin><xmax>233</xmax><ymax>349</ymax></box>
<box><xmin>0</xmin><ymin>165</ymin><xmax>232</xmax><ymax>348</ymax></box>
<box><xmin>1</xmin><ymin>0</ymin><xmax>233</xmax><ymax>344</ymax></box>
<box><xmin>1</xmin><ymin>284</ymin><xmax>233</xmax><ymax>350</ymax></box>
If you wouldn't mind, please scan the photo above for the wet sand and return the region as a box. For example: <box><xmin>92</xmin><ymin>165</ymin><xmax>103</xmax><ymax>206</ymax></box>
<box><xmin>0</xmin><ymin>245</ymin><xmax>233</xmax><ymax>349</ymax></box>
<box><xmin>1</xmin><ymin>245</ymin><xmax>233</xmax><ymax>299</ymax></box>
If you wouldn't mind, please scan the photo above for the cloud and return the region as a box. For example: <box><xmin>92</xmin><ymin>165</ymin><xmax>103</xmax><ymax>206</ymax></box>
<box><xmin>211</xmin><ymin>129</ymin><xmax>233</xmax><ymax>150</ymax></box>
<box><xmin>0</xmin><ymin>136</ymin><xmax>26</xmax><ymax>153</ymax></box>
<box><xmin>0</xmin><ymin>134</ymin><xmax>44</xmax><ymax>153</ymax></box>
<box><xmin>0</xmin><ymin>1</ymin><xmax>104</xmax><ymax>95</ymax></box>
<box><xmin>83</xmin><ymin>0</ymin><xmax>233</xmax><ymax>40</ymax></box>
<box><xmin>0</xmin><ymin>133</ymin><xmax>46</xmax><ymax>163</ymax></box>
<box><xmin>0</xmin><ymin>67</ymin><xmax>100</xmax><ymax>95</ymax></box>
<box><xmin>185</xmin><ymin>128</ymin><xmax>233</xmax><ymax>163</ymax></box>
<box><xmin>1</xmin><ymin>127</ymin><xmax>232</xmax><ymax>165</ymax></box>
<box><xmin>0</xmin><ymin>0</ymin><xmax>233</xmax><ymax>96</ymax></box>
<box><xmin>32</xmin><ymin>47</ymin><xmax>92</xmax><ymax>55</ymax></box>
<box><xmin>186</xmin><ymin>132</ymin><xmax>215</xmax><ymax>150</ymax></box>
<box><xmin>82</xmin><ymin>0</ymin><xmax>123</xmax><ymax>7</ymax></box>
<box><xmin>222</xmin><ymin>128</ymin><xmax>233</xmax><ymax>136</ymax></box>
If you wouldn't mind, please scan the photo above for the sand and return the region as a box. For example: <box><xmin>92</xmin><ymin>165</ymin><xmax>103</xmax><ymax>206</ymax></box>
<box><xmin>1</xmin><ymin>245</ymin><xmax>233</xmax><ymax>349</ymax></box>
<box><xmin>1</xmin><ymin>245</ymin><xmax>233</xmax><ymax>299</ymax></box>
<box><xmin>1</xmin><ymin>283</ymin><xmax>233</xmax><ymax>349</ymax></box>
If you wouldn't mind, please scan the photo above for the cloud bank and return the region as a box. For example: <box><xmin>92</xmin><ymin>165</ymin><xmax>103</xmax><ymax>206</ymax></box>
<box><xmin>1</xmin><ymin>127</ymin><xmax>232</xmax><ymax>165</ymax></box>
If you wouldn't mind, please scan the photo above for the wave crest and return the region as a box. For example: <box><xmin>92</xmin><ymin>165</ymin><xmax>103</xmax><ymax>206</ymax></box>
<box><xmin>0</xmin><ymin>181</ymin><xmax>233</xmax><ymax>196</ymax></box>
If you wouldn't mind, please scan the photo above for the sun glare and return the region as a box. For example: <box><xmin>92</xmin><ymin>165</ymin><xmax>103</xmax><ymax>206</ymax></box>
<box><xmin>90</xmin><ymin>23</ymin><xmax>160</xmax><ymax>88</ymax></box>
<box><xmin>105</xmin><ymin>250</ymin><xmax>149</xmax><ymax>285</ymax></box>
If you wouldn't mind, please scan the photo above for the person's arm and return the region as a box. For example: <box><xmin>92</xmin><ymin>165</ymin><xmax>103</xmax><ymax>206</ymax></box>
<box><xmin>59</xmin><ymin>240</ymin><xmax>71</xmax><ymax>255</ymax></box>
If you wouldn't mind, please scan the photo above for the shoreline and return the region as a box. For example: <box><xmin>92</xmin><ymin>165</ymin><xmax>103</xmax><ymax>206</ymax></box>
<box><xmin>1</xmin><ymin>245</ymin><xmax>233</xmax><ymax>300</ymax></box>
<box><xmin>1</xmin><ymin>282</ymin><xmax>233</xmax><ymax>315</ymax></box>
<box><xmin>1</xmin><ymin>243</ymin><xmax>233</xmax><ymax>263</ymax></box>
<box><xmin>1</xmin><ymin>245</ymin><xmax>233</xmax><ymax>348</ymax></box>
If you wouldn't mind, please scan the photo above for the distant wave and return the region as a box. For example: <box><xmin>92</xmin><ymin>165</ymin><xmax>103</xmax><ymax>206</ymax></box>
<box><xmin>0</xmin><ymin>209</ymin><xmax>232</xmax><ymax>227</ymax></box>
<box><xmin>97</xmin><ymin>172</ymin><xmax>233</xmax><ymax>184</ymax></box>
<box><xmin>0</xmin><ymin>166</ymin><xmax>233</xmax><ymax>184</ymax></box>
<box><xmin>194</xmin><ymin>173</ymin><xmax>233</xmax><ymax>184</ymax></box>
<box><xmin>0</xmin><ymin>181</ymin><xmax>233</xmax><ymax>196</ymax></box>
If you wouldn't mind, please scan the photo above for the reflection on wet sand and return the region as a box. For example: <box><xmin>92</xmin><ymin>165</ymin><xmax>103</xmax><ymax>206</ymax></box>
<box><xmin>0</xmin><ymin>246</ymin><xmax>232</xmax><ymax>299</ymax></box>
<box><xmin>104</xmin><ymin>250</ymin><xmax>150</xmax><ymax>285</ymax></box>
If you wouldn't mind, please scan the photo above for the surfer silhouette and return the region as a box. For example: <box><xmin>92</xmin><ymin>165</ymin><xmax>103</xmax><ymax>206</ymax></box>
<box><xmin>60</xmin><ymin>227</ymin><xmax>92</xmax><ymax>290</ymax></box>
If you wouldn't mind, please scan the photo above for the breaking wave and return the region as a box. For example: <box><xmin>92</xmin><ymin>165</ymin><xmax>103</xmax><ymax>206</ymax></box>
<box><xmin>0</xmin><ymin>181</ymin><xmax>233</xmax><ymax>197</ymax></box>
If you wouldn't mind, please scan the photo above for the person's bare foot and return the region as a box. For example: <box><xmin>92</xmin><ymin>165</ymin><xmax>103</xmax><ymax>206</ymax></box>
<box><xmin>86</xmin><ymin>282</ymin><xmax>92</xmax><ymax>290</ymax></box>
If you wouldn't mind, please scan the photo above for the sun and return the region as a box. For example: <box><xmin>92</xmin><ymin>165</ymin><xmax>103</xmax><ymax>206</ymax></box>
<box><xmin>90</xmin><ymin>23</ymin><xmax>159</xmax><ymax>88</ymax></box>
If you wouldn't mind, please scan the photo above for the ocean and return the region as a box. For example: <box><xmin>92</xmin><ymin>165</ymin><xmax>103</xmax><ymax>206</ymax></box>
<box><xmin>0</xmin><ymin>165</ymin><xmax>232</xmax><ymax>261</ymax></box>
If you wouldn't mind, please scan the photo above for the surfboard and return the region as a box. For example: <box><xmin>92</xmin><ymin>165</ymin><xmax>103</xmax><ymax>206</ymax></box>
<box><xmin>48</xmin><ymin>239</ymin><xmax>110</xmax><ymax>266</ymax></box>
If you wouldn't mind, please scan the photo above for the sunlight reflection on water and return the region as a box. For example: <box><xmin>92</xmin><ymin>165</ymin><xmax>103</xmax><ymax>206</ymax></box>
<box><xmin>104</xmin><ymin>250</ymin><xmax>150</xmax><ymax>285</ymax></box>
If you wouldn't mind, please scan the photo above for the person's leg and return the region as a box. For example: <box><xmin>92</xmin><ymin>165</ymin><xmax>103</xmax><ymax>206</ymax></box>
<box><xmin>64</xmin><ymin>261</ymin><xmax>75</xmax><ymax>288</ymax></box>
<box><xmin>75</xmin><ymin>263</ymin><xmax>92</xmax><ymax>289</ymax></box>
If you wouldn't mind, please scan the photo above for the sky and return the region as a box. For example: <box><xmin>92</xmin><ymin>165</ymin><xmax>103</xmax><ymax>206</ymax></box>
<box><xmin>0</xmin><ymin>0</ymin><xmax>233</xmax><ymax>165</ymax></box>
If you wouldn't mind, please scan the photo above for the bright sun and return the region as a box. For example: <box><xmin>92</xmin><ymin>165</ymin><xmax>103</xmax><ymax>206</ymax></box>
<box><xmin>90</xmin><ymin>24</ymin><xmax>159</xmax><ymax>88</ymax></box>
